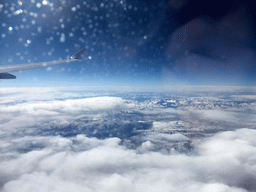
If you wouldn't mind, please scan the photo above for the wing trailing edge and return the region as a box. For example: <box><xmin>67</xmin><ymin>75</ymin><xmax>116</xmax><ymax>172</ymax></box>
<box><xmin>0</xmin><ymin>48</ymin><xmax>87</xmax><ymax>79</ymax></box>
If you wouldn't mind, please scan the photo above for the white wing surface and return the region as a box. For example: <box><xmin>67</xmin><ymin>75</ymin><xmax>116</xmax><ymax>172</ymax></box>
<box><xmin>0</xmin><ymin>48</ymin><xmax>87</xmax><ymax>79</ymax></box>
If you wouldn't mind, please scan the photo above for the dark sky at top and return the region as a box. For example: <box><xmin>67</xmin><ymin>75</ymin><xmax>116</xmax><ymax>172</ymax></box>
<box><xmin>0</xmin><ymin>0</ymin><xmax>255</xmax><ymax>88</ymax></box>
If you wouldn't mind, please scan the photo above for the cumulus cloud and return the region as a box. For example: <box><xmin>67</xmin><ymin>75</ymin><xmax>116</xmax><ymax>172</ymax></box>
<box><xmin>0</xmin><ymin>96</ymin><xmax>132</xmax><ymax>132</ymax></box>
<box><xmin>1</xmin><ymin>129</ymin><xmax>256</xmax><ymax>191</ymax></box>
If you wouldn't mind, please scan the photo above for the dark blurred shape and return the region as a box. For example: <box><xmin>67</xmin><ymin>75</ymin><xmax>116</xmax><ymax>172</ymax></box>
<box><xmin>164</xmin><ymin>0</ymin><xmax>256</xmax><ymax>84</ymax></box>
<box><xmin>168</xmin><ymin>7</ymin><xmax>253</xmax><ymax>61</ymax></box>
<box><xmin>0</xmin><ymin>73</ymin><xmax>16</xmax><ymax>79</ymax></box>
<box><xmin>169</xmin><ymin>0</ymin><xmax>187</xmax><ymax>9</ymax></box>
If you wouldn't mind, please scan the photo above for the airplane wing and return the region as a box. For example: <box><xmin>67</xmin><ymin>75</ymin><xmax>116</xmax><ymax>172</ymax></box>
<box><xmin>0</xmin><ymin>48</ymin><xmax>87</xmax><ymax>79</ymax></box>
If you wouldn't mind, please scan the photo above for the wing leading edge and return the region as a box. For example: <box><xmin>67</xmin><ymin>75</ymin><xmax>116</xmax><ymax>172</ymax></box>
<box><xmin>0</xmin><ymin>48</ymin><xmax>87</xmax><ymax>79</ymax></box>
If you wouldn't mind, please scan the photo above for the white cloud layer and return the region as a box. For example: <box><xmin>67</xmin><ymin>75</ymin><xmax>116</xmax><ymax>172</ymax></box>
<box><xmin>1</xmin><ymin>129</ymin><xmax>256</xmax><ymax>192</ymax></box>
<box><xmin>1</xmin><ymin>87</ymin><xmax>256</xmax><ymax>191</ymax></box>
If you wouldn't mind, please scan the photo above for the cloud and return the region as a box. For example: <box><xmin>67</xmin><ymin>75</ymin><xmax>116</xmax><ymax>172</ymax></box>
<box><xmin>183</xmin><ymin>108</ymin><xmax>256</xmax><ymax>129</ymax></box>
<box><xmin>0</xmin><ymin>96</ymin><xmax>132</xmax><ymax>131</ymax></box>
<box><xmin>195</xmin><ymin>109</ymin><xmax>235</xmax><ymax>121</ymax></box>
<box><xmin>152</xmin><ymin>121</ymin><xmax>184</xmax><ymax>131</ymax></box>
<box><xmin>0</xmin><ymin>87</ymin><xmax>111</xmax><ymax>105</ymax></box>
<box><xmin>1</xmin><ymin>129</ymin><xmax>256</xmax><ymax>191</ymax></box>
<box><xmin>1</xmin><ymin>87</ymin><xmax>256</xmax><ymax>191</ymax></box>
<box><xmin>142</xmin><ymin>132</ymin><xmax>189</xmax><ymax>143</ymax></box>
<box><xmin>231</xmin><ymin>95</ymin><xmax>256</xmax><ymax>100</ymax></box>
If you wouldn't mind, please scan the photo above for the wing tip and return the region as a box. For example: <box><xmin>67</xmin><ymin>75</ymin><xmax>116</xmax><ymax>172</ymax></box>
<box><xmin>70</xmin><ymin>48</ymin><xmax>87</xmax><ymax>60</ymax></box>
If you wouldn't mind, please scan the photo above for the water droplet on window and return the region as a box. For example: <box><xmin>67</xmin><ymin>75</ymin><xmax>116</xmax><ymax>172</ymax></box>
<box><xmin>60</xmin><ymin>33</ymin><xmax>65</xmax><ymax>43</ymax></box>
<box><xmin>36</xmin><ymin>3</ymin><xmax>41</xmax><ymax>8</ymax></box>
<box><xmin>37</xmin><ymin>26</ymin><xmax>42</xmax><ymax>33</ymax></box>
<box><xmin>42</xmin><ymin>0</ymin><xmax>48</xmax><ymax>5</ymax></box>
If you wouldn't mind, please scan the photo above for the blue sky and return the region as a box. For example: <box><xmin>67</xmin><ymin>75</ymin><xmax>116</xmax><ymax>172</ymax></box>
<box><xmin>0</xmin><ymin>0</ymin><xmax>256</xmax><ymax>89</ymax></box>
